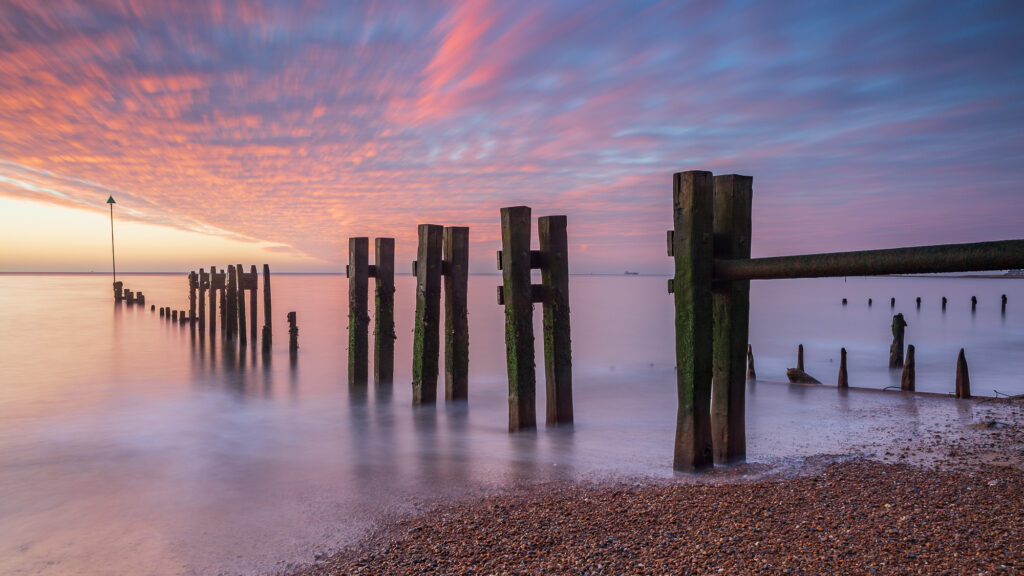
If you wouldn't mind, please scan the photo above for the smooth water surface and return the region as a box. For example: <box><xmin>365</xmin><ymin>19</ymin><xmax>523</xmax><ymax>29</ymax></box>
<box><xmin>1</xmin><ymin>273</ymin><xmax>1021</xmax><ymax>575</ymax></box>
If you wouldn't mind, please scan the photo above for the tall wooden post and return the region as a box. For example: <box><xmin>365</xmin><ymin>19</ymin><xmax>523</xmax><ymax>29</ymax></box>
<box><xmin>226</xmin><ymin>265</ymin><xmax>237</xmax><ymax>340</ymax></box>
<box><xmin>955</xmin><ymin>349</ymin><xmax>971</xmax><ymax>399</ymax></box>
<box><xmin>670</xmin><ymin>171</ymin><xmax>714</xmax><ymax>472</ymax></box>
<box><xmin>538</xmin><ymin>216</ymin><xmax>573</xmax><ymax>425</ymax></box>
<box><xmin>500</xmin><ymin>207</ymin><xmax>536</xmax><ymax>431</ymax></box>
<box><xmin>889</xmin><ymin>313</ymin><xmax>907</xmax><ymax>368</ymax></box>
<box><xmin>188</xmin><ymin>271</ymin><xmax>198</xmax><ymax>321</ymax></box>
<box><xmin>838</xmin><ymin>348</ymin><xmax>849</xmax><ymax>389</ymax></box>
<box><xmin>262</xmin><ymin>264</ymin><xmax>272</xmax><ymax>352</ymax></box>
<box><xmin>348</xmin><ymin>237</ymin><xmax>370</xmax><ymax>385</ymax></box>
<box><xmin>374</xmin><ymin>239</ymin><xmax>395</xmax><ymax>385</ymax></box>
<box><xmin>220</xmin><ymin>289</ymin><xmax>226</xmax><ymax>338</ymax></box>
<box><xmin>797</xmin><ymin>344</ymin><xmax>804</xmax><ymax>371</ymax></box>
<box><xmin>412</xmin><ymin>225</ymin><xmax>444</xmax><ymax>404</ymax></box>
<box><xmin>288</xmin><ymin>311</ymin><xmax>298</xmax><ymax>352</ymax></box>
<box><xmin>236</xmin><ymin>263</ymin><xmax>247</xmax><ymax>345</ymax></box>
<box><xmin>249</xmin><ymin>265</ymin><xmax>258</xmax><ymax>343</ymax></box>
<box><xmin>901</xmin><ymin>344</ymin><xmax>915</xmax><ymax>391</ymax></box>
<box><xmin>443</xmin><ymin>227</ymin><xmax>470</xmax><ymax>401</ymax></box>
<box><xmin>711</xmin><ymin>174</ymin><xmax>752</xmax><ymax>464</ymax></box>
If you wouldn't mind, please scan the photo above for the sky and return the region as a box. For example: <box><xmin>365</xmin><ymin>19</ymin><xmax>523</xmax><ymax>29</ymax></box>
<box><xmin>0</xmin><ymin>0</ymin><xmax>1021</xmax><ymax>273</ymax></box>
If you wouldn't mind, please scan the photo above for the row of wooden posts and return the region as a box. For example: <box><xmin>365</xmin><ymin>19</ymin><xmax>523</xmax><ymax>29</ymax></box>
<box><xmin>113</xmin><ymin>281</ymin><xmax>145</xmax><ymax>305</ymax></box>
<box><xmin>344</xmin><ymin>208</ymin><xmax>573</xmax><ymax>430</ymax></box>
<box><xmin>844</xmin><ymin>294</ymin><xmax>1009</xmax><ymax>312</ymax></box>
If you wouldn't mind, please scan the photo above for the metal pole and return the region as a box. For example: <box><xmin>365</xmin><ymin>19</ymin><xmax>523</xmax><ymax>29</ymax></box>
<box><xmin>109</xmin><ymin>202</ymin><xmax>116</xmax><ymax>284</ymax></box>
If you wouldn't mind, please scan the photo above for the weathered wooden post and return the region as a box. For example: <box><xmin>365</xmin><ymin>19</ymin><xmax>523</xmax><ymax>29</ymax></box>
<box><xmin>868</xmin><ymin>298</ymin><xmax>873</xmax><ymax>307</ymax></box>
<box><xmin>711</xmin><ymin>174</ymin><xmax>752</xmax><ymax>464</ymax></box>
<box><xmin>348</xmin><ymin>237</ymin><xmax>370</xmax><ymax>385</ymax></box>
<box><xmin>971</xmin><ymin>295</ymin><xmax>978</xmax><ymax>312</ymax></box>
<box><xmin>668</xmin><ymin>171</ymin><xmax>714</xmax><ymax>472</ymax></box>
<box><xmin>160</xmin><ymin>307</ymin><xmax>166</xmax><ymax>317</ymax></box>
<box><xmin>889</xmin><ymin>313</ymin><xmax>907</xmax><ymax>368</ymax></box>
<box><xmin>374</xmin><ymin>239</ymin><xmax>395</xmax><ymax>385</ymax></box>
<box><xmin>443</xmin><ymin>227</ymin><xmax>470</xmax><ymax>401</ymax></box>
<box><xmin>942</xmin><ymin>296</ymin><xmax>947</xmax><ymax>311</ymax></box>
<box><xmin>219</xmin><ymin>289</ymin><xmax>226</xmax><ymax>337</ymax></box>
<box><xmin>797</xmin><ymin>344</ymin><xmax>805</xmax><ymax>371</ymax></box>
<box><xmin>210</xmin><ymin>266</ymin><xmax>221</xmax><ymax>337</ymax></box>
<box><xmin>838</xmin><ymin>348</ymin><xmax>849</xmax><ymax>389</ymax></box>
<box><xmin>499</xmin><ymin>207</ymin><xmax>537</xmax><ymax>431</ymax></box>
<box><xmin>189</xmin><ymin>271</ymin><xmax>198</xmax><ymax>321</ymax></box>
<box><xmin>172</xmin><ymin>310</ymin><xmax>178</xmax><ymax>321</ymax></box>
<box><xmin>249</xmin><ymin>265</ymin><xmax>258</xmax><ymax>343</ymax></box>
<box><xmin>1002</xmin><ymin>294</ymin><xmax>1007</xmax><ymax>314</ymax></box>
<box><xmin>901</xmin><ymin>344</ymin><xmax>915</xmax><ymax>391</ymax></box>
<box><xmin>113</xmin><ymin>281</ymin><xmax>124</xmax><ymax>303</ymax></box>
<box><xmin>198</xmin><ymin>268</ymin><xmax>208</xmax><ymax>332</ymax></box>
<box><xmin>916</xmin><ymin>297</ymin><xmax>921</xmax><ymax>309</ymax></box>
<box><xmin>842</xmin><ymin>298</ymin><xmax>847</xmax><ymax>305</ymax></box>
<box><xmin>226</xmin><ymin>265</ymin><xmax>238</xmax><ymax>340</ymax></box>
<box><xmin>412</xmin><ymin>224</ymin><xmax>444</xmax><ymax>404</ymax></box>
<box><xmin>890</xmin><ymin>297</ymin><xmax>895</xmax><ymax>309</ymax></box>
<box><xmin>180</xmin><ymin>310</ymin><xmax>186</xmax><ymax>324</ymax></box>
<box><xmin>262</xmin><ymin>264</ymin><xmax>272</xmax><ymax>353</ymax></box>
<box><xmin>538</xmin><ymin>217</ymin><xmax>573</xmax><ymax>424</ymax></box>
<box><xmin>955</xmin><ymin>349</ymin><xmax>970</xmax><ymax>399</ymax></box>
<box><xmin>137</xmin><ymin>292</ymin><xmax>145</xmax><ymax>306</ymax></box>
<box><xmin>288</xmin><ymin>311</ymin><xmax>298</xmax><ymax>352</ymax></box>
<box><xmin>746</xmin><ymin>344</ymin><xmax>756</xmax><ymax>380</ymax></box>
<box><xmin>236</xmin><ymin>263</ymin><xmax>248</xmax><ymax>345</ymax></box>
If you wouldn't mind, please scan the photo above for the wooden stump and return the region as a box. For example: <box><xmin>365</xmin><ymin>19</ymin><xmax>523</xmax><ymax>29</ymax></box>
<box><xmin>443</xmin><ymin>227</ymin><xmax>470</xmax><ymax>401</ymax></box>
<box><xmin>955</xmin><ymin>348</ymin><xmax>971</xmax><ymax>399</ymax></box>
<box><xmin>746</xmin><ymin>344</ymin><xmax>756</xmax><ymax>381</ymax></box>
<box><xmin>711</xmin><ymin>174</ymin><xmax>752</xmax><ymax>464</ymax></box>
<box><xmin>500</xmin><ymin>207</ymin><xmax>537</xmax><ymax>431</ymax></box>
<box><xmin>838</xmin><ymin>348</ymin><xmax>848</xmax><ymax>389</ymax></box>
<box><xmin>412</xmin><ymin>225</ymin><xmax>444</xmax><ymax>405</ymax></box>
<box><xmin>901</xmin><ymin>344</ymin><xmax>915</xmax><ymax>392</ymax></box>
<box><xmin>889</xmin><ymin>313</ymin><xmax>907</xmax><ymax>369</ymax></box>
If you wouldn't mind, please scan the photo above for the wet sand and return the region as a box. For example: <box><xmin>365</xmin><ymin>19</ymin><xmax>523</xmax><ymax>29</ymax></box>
<box><xmin>291</xmin><ymin>395</ymin><xmax>1024</xmax><ymax>576</ymax></box>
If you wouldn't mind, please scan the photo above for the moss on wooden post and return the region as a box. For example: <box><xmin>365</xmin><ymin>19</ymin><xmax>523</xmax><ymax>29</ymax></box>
<box><xmin>539</xmin><ymin>215</ymin><xmax>573</xmax><ymax>425</ymax></box>
<box><xmin>412</xmin><ymin>224</ymin><xmax>443</xmax><ymax>405</ymax></box>
<box><xmin>374</xmin><ymin>238</ymin><xmax>396</xmax><ymax>385</ymax></box>
<box><xmin>711</xmin><ymin>174</ymin><xmax>752</xmax><ymax>464</ymax></box>
<box><xmin>500</xmin><ymin>207</ymin><xmax>537</xmax><ymax>431</ymax></box>
<box><xmin>671</xmin><ymin>171</ymin><xmax>714</xmax><ymax>472</ymax></box>
<box><xmin>348</xmin><ymin>237</ymin><xmax>370</xmax><ymax>385</ymax></box>
<box><xmin>443</xmin><ymin>227</ymin><xmax>470</xmax><ymax>401</ymax></box>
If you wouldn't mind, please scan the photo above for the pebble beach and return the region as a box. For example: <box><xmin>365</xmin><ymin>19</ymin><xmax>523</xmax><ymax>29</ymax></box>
<box><xmin>292</xmin><ymin>396</ymin><xmax>1024</xmax><ymax>576</ymax></box>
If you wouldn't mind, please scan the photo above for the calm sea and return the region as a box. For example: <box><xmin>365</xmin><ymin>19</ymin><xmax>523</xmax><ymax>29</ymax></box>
<box><xmin>1</xmin><ymin>273</ymin><xmax>1021</xmax><ymax>575</ymax></box>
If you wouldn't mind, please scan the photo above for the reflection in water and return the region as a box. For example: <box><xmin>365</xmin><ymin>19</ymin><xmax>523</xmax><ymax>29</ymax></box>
<box><xmin>0</xmin><ymin>273</ymin><xmax>1021</xmax><ymax>576</ymax></box>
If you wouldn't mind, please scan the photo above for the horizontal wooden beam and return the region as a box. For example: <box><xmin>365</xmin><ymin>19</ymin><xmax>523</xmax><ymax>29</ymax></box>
<box><xmin>496</xmin><ymin>250</ymin><xmax>543</xmax><ymax>270</ymax></box>
<box><xmin>714</xmin><ymin>240</ymin><xmax>1024</xmax><ymax>281</ymax></box>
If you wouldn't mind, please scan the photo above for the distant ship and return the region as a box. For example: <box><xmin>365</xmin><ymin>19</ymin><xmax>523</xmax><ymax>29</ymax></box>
<box><xmin>624</xmin><ymin>271</ymin><xmax>639</xmax><ymax>275</ymax></box>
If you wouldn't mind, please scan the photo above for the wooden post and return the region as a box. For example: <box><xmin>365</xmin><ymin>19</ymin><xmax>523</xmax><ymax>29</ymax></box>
<box><xmin>443</xmin><ymin>227</ymin><xmax>470</xmax><ymax>401</ymax></box>
<box><xmin>189</xmin><ymin>271</ymin><xmax>198</xmax><ymax>321</ymax></box>
<box><xmin>220</xmin><ymin>289</ymin><xmax>226</xmax><ymax>338</ymax></box>
<box><xmin>670</xmin><ymin>171</ymin><xmax>714</xmax><ymax>472</ymax></box>
<box><xmin>868</xmin><ymin>298</ymin><xmax>872</xmax><ymax>306</ymax></box>
<box><xmin>412</xmin><ymin>225</ymin><xmax>444</xmax><ymax>404</ymax></box>
<box><xmin>348</xmin><ymin>237</ymin><xmax>370</xmax><ymax>385</ymax></box>
<box><xmin>249</xmin><ymin>265</ymin><xmax>258</xmax><ymax>343</ymax></box>
<box><xmin>500</xmin><ymin>207</ymin><xmax>537</xmax><ymax>431</ymax></box>
<box><xmin>916</xmin><ymin>297</ymin><xmax>921</xmax><ymax>309</ymax></box>
<box><xmin>890</xmin><ymin>297</ymin><xmax>895</xmax><ymax>309</ymax></box>
<box><xmin>160</xmin><ymin>307</ymin><xmax>165</xmax><ymax>317</ymax></box>
<box><xmin>262</xmin><ymin>264</ymin><xmax>272</xmax><ymax>353</ymax></box>
<box><xmin>971</xmin><ymin>296</ymin><xmax>978</xmax><ymax>312</ymax></box>
<box><xmin>797</xmin><ymin>344</ymin><xmax>804</xmax><ymax>371</ymax></box>
<box><xmin>226</xmin><ymin>265</ymin><xmax>237</xmax><ymax>340</ymax></box>
<box><xmin>374</xmin><ymin>239</ymin><xmax>395</xmax><ymax>384</ymax></box>
<box><xmin>842</xmin><ymin>298</ymin><xmax>847</xmax><ymax>305</ymax></box>
<box><xmin>1002</xmin><ymin>294</ymin><xmax>1008</xmax><ymax>314</ymax></box>
<box><xmin>198</xmin><ymin>268</ymin><xmax>208</xmax><ymax>332</ymax></box>
<box><xmin>838</xmin><ymin>348</ymin><xmax>849</xmax><ymax>389</ymax></box>
<box><xmin>209</xmin><ymin>266</ymin><xmax>219</xmax><ymax>338</ymax></box>
<box><xmin>236</xmin><ymin>263</ymin><xmax>247</xmax><ymax>345</ymax></box>
<box><xmin>172</xmin><ymin>310</ymin><xmax>178</xmax><ymax>321</ymax></box>
<box><xmin>889</xmin><ymin>313</ymin><xmax>907</xmax><ymax>369</ymax></box>
<box><xmin>113</xmin><ymin>281</ymin><xmax>124</xmax><ymax>303</ymax></box>
<box><xmin>746</xmin><ymin>344</ymin><xmax>756</xmax><ymax>380</ymax></box>
<box><xmin>955</xmin><ymin>348</ymin><xmax>971</xmax><ymax>399</ymax></box>
<box><xmin>711</xmin><ymin>174</ymin><xmax>752</xmax><ymax>464</ymax></box>
<box><xmin>901</xmin><ymin>344</ymin><xmax>915</xmax><ymax>391</ymax></box>
<box><xmin>942</xmin><ymin>296</ymin><xmax>947</xmax><ymax>311</ymax></box>
<box><xmin>288</xmin><ymin>311</ymin><xmax>298</xmax><ymax>352</ymax></box>
<box><xmin>538</xmin><ymin>216</ymin><xmax>573</xmax><ymax>425</ymax></box>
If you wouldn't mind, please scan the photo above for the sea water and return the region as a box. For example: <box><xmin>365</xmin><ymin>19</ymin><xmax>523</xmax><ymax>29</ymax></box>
<box><xmin>0</xmin><ymin>273</ymin><xmax>1021</xmax><ymax>575</ymax></box>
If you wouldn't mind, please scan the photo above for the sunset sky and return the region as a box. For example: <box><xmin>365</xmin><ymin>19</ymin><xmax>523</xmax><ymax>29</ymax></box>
<box><xmin>1</xmin><ymin>0</ymin><xmax>1021</xmax><ymax>273</ymax></box>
